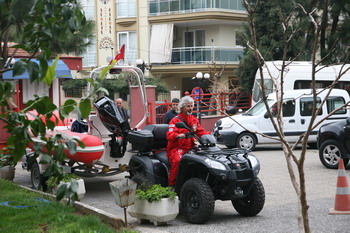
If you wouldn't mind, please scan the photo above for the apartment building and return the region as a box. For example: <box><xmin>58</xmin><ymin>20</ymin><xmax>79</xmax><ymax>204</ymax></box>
<box><xmin>93</xmin><ymin>0</ymin><xmax>247</xmax><ymax>95</ymax></box>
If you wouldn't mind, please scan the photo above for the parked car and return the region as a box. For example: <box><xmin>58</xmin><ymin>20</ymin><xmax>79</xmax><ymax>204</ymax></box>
<box><xmin>213</xmin><ymin>89</ymin><xmax>350</xmax><ymax>151</ymax></box>
<box><xmin>317</xmin><ymin>118</ymin><xmax>350</xmax><ymax>169</ymax></box>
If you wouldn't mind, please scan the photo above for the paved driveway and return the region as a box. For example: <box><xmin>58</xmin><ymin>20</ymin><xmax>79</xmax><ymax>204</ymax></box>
<box><xmin>14</xmin><ymin>147</ymin><xmax>350</xmax><ymax>233</ymax></box>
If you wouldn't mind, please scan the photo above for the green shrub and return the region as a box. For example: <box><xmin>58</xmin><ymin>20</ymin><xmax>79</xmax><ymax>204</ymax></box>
<box><xmin>136</xmin><ymin>184</ymin><xmax>176</xmax><ymax>202</ymax></box>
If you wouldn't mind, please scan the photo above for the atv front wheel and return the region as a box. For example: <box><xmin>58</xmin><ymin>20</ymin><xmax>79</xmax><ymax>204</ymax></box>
<box><xmin>180</xmin><ymin>178</ymin><xmax>214</xmax><ymax>224</ymax></box>
<box><xmin>232</xmin><ymin>177</ymin><xmax>265</xmax><ymax>216</ymax></box>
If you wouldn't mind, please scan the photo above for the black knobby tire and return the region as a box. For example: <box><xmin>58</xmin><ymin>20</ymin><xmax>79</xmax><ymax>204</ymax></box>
<box><xmin>319</xmin><ymin>139</ymin><xmax>349</xmax><ymax>169</ymax></box>
<box><xmin>236</xmin><ymin>132</ymin><xmax>257</xmax><ymax>151</ymax></box>
<box><xmin>30</xmin><ymin>162</ymin><xmax>47</xmax><ymax>191</ymax></box>
<box><xmin>180</xmin><ymin>178</ymin><xmax>215</xmax><ymax>224</ymax></box>
<box><xmin>232</xmin><ymin>177</ymin><xmax>265</xmax><ymax>216</ymax></box>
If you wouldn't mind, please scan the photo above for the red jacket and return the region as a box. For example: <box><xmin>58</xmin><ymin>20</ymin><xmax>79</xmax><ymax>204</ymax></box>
<box><xmin>166</xmin><ymin>113</ymin><xmax>209</xmax><ymax>156</ymax></box>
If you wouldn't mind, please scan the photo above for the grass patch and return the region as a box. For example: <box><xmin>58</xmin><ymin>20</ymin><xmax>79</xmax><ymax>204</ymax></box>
<box><xmin>0</xmin><ymin>179</ymin><xmax>137</xmax><ymax>233</ymax></box>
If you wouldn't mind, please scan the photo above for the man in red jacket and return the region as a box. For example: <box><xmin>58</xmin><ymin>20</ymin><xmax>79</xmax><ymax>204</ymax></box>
<box><xmin>166</xmin><ymin>96</ymin><xmax>209</xmax><ymax>186</ymax></box>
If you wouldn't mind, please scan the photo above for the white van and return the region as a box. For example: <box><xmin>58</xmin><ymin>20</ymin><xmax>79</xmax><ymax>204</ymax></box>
<box><xmin>252</xmin><ymin>61</ymin><xmax>350</xmax><ymax>105</ymax></box>
<box><xmin>213</xmin><ymin>89</ymin><xmax>350</xmax><ymax>150</ymax></box>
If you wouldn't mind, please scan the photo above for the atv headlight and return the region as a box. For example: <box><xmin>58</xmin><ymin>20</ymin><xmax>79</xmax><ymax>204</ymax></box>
<box><xmin>205</xmin><ymin>158</ymin><xmax>227</xmax><ymax>170</ymax></box>
<box><xmin>248</xmin><ymin>155</ymin><xmax>260</xmax><ymax>175</ymax></box>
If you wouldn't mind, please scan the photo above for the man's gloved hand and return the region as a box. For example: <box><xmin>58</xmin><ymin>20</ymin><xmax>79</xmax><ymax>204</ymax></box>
<box><xmin>185</xmin><ymin>132</ymin><xmax>194</xmax><ymax>138</ymax></box>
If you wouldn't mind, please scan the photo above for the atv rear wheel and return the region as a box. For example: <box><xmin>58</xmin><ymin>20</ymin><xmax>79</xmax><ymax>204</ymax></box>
<box><xmin>180</xmin><ymin>178</ymin><xmax>214</xmax><ymax>224</ymax></box>
<box><xmin>232</xmin><ymin>177</ymin><xmax>265</xmax><ymax>216</ymax></box>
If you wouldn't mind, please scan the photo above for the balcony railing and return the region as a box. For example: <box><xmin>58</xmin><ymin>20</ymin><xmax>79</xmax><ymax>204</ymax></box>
<box><xmin>124</xmin><ymin>49</ymin><xmax>138</xmax><ymax>65</ymax></box>
<box><xmin>149</xmin><ymin>0</ymin><xmax>245</xmax><ymax>16</ymax></box>
<box><xmin>154</xmin><ymin>91</ymin><xmax>252</xmax><ymax>124</ymax></box>
<box><xmin>171</xmin><ymin>46</ymin><xmax>244</xmax><ymax>64</ymax></box>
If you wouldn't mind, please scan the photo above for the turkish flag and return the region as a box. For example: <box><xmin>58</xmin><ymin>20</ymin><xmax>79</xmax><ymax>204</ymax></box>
<box><xmin>110</xmin><ymin>44</ymin><xmax>125</xmax><ymax>64</ymax></box>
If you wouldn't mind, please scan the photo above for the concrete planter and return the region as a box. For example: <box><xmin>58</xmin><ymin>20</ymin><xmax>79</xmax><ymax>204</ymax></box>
<box><xmin>128</xmin><ymin>196</ymin><xmax>179</xmax><ymax>226</ymax></box>
<box><xmin>0</xmin><ymin>165</ymin><xmax>15</xmax><ymax>181</ymax></box>
<box><xmin>53</xmin><ymin>178</ymin><xmax>86</xmax><ymax>200</ymax></box>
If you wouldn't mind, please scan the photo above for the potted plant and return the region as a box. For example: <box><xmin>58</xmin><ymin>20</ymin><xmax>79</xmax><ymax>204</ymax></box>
<box><xmin>0</xmin><ymin>152</ymin><xmax>16</xmax><ymax>181</ymax></box>
<box><xmin>128</xmin><ymin>184</ymin><xmax>179</xmax><ymax>226</ymax></box>
<box><xmin>47</xmin><ymin>173</ymin><xmax>86</xmax><ymax>201</ymax></box>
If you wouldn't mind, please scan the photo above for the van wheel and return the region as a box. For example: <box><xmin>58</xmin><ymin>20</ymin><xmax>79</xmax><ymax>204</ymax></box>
<box><xmin>319</xmin><ymin>139</ymin><xmax>349</xmax><ymax>169</ymax></box>
<box><xmin>237</xmin><ymin>132</ymin><xmax>256</xmax><ymax>151</ymax></box>
<box><xmin>180</xmin><ymin>178</ymin><xmax>214</xmax><ymax>224</ymax></box>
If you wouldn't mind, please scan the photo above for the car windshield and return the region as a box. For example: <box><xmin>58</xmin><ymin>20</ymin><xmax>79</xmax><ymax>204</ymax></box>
<box><xmin>244</xmin><ymin>99</ymin><xmax>275</xmax><ymax>116</ymax></box>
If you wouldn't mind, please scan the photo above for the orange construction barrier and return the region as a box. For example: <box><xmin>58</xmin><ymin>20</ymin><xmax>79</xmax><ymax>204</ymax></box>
<box><xmin>329</xmin><ymin>159</ymin><xmax>350</xmax><ymax>214</ymax></box>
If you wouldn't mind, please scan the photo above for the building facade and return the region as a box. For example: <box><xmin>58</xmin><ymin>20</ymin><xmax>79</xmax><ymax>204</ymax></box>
<box><xmin>93</xmin><ymin>0</ymin><xmax>247</xmax><ymax>97</ymax></box>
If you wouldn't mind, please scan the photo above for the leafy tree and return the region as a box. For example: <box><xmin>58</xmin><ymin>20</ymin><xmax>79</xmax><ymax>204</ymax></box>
<box><xmin>98</xmin><ymin>74</ymin><xmax>169</xmax><ymax>100</ymax></box>
<box><xmin>146</xmin><ymin>75</ymin><xmax>169</xmax><ymax>94</ymax></box>
<box><xmin>0</xmin><ymin>0</ymin><xmax>97</xmax><ymax>202</ymax></box>
<box><xmin>237</xmin><ymin>0</ymin><xmax>308</xmax><ymax>92</ymax></box>
<box><xmin>238</xmin><ymin>0</ymin><xmax>350</xmax><ymax>92</ymax></box>
<box><xmin>0</xmin><ymin>0</ymin><xmax>94</xmax><ymax>80</ymax></box>
<box><xmin>62</xmin><ymin>79</ymin><xmax>88</xmax><ymax>92</ymax></box>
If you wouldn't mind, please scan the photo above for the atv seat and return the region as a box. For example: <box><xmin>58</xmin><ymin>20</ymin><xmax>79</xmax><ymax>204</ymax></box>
<box><xmin>149</xmin><ymin>124</ymin><xmax>168</xmax><ymax>148</ymax></box>
<box><xmin>155</xmin><ymin>151</ymin><xmax>170</xmax><ymax>166</ymax></box>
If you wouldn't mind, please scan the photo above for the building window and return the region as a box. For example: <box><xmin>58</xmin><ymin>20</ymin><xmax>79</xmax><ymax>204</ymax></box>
<box><xmin>62</xmin><ymin>79</ymin><xmax>87</xmax><ymax>98</ymax></box>
<box><xmin>184</xmin><ymin>30</ymin><xmax>205</xmax><ymax>47</ymax></box>
<box><xmin>79</xmin><ymin>0</ymin><xmax>95</xmax><ymax>20</ymax></box>
<box><xmin>82</xmin><ymin>39</ymin><xmax>96</xmax><ymax>67</ymax></box>
<box><xmin>65</xmin><ymin>88</ymin><xmax>84</xmax><ymax>98</ymax></box>
<box><xmin>118</xmin><ymin>31</ymin><xmax>137</xmax><ymax>64</ymax></box>
<box><xmin>117</xmin><ymin>0</ymin><xmax>136</xmax><ymax>18</ymax></box>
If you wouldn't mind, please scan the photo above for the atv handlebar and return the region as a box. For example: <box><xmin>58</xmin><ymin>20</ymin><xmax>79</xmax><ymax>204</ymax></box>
<box><xmin>175</xmin><ymin>122</ymin><xmax>204</xmax><ymax>147</ymax></box>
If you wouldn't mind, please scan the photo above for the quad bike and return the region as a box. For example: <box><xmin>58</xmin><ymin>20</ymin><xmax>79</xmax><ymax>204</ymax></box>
<box><xmin>127</xmin><ymin>121</ymin><xmax>265</xmax><ymax>224</ymax></box>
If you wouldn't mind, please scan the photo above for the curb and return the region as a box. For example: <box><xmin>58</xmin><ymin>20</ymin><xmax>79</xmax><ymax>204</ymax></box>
<box><xmin>19</xmin><ymin>185</ymin><xmax>125</xmax><ymax>229</ymax></box>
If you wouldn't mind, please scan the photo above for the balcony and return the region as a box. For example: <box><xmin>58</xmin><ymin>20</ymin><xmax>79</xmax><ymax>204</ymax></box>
<box><xmin>171</xmin><ymin>46</ymin><xmax>244</xmax><ymax>65</ymax></box>
<box><xmin>149</xmin><ymin>0</ymin><xmax>245</xmax><ymax>16</ymax></box>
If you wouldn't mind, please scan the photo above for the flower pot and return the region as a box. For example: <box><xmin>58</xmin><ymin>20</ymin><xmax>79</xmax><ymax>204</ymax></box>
<box><xmin>0</xmin><ymin>165</ymin><xmax>15</xmax><ymax>181</ymax></box>
<box><xmin>53</xmin><ymin>178</ymin><xmax>86</xmax><ymax>200</ymax></box>
<box><xmin>128</xmin><ymin>197</ymin><xmax>179</xmax><ymax>226</ymax></box>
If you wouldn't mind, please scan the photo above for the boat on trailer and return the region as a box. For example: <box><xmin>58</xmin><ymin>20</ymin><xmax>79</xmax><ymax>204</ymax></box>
<box><xmin>23</xmin><ymin>64</ymin><xmax>149</xmax><ymax>189</ymax></box>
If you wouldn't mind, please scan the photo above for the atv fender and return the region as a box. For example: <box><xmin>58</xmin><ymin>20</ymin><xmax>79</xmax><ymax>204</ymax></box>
<box><xmin>176</xmin><ymin>153</ymin><xmax>226</xmax><ymax>189</ymax></box>
<box><xmin>129</xmin><ymin>154</ymin><xmax>168</xmax><ymax>186</ymax></box>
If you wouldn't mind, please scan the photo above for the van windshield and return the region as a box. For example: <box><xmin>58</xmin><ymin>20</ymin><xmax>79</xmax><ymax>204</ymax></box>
<box><xmin>244</xmin><ymin>99</ymin><xmax>275</xmax><ymax>116</ymax></box>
